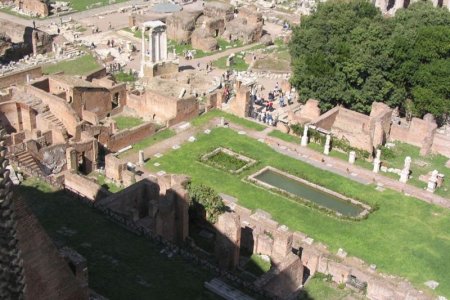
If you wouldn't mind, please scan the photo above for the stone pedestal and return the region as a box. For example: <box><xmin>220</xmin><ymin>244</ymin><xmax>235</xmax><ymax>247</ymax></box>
<box><xmin>300</xmin><ymin>125</ymin><xmax>309</xmax><ymax>147</ymax></box>
<box><xmin>427</xmin><ymin>170</ymin><xmax>439</xmax><ymax>192</ymax></box>
<box><xmin>373</xmin><ymin>149</ymin><xmax>381</xmax><ymax>173</ymax></box>
<box><xmin>348</xmin><ymin>151</ymin><xmax>356</xmax><ymax>164</ymax></box>
<box><xmin>138</xmin><ymin>150</ymin><xmax>145</xmax><ymax>165</ymax></box>
<box><xmin>323</xmin><ymin>134</ymin><xmax>331</xmax><ymax>155</ymax></box>
<box><xmin>399</xmin><ymin>156</ymin><xmax>412</xmax><ymax>183</ymax></box>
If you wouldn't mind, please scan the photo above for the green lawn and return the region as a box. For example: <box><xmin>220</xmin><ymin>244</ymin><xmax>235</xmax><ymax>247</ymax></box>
<box><xmin>300</xmin><ymin>273</ymin><xmax>361</xmax><ymax>300</ymax></box>
<box><xmin>213</xmin><ymin>55</ymin><xmax>249</xmax><ymax>71</ymax></box>
<box><xmin>192</xmin><ymin>109</ymin><xmax>266</xmax><ymax>131</ymax></box>
<box><xmin>118</xmin><ymin>129</ymin><xmax>176</xmax><ymax>158</ymax></box>
<box><xmin>95</xmin><ymin>173</ymin><xmax>122</xmax><ymax>193</ymax></box>
<box><xmin>17</xmin><ymin>178</ymin><xmax>215</xmax><ymax>300</ymax></box>
<box><xmin>244</xmin><ymin>254</ymin><xmax>271</xmax><ymax>276</ymax></box>
<box><xmin>42</xmin><ymin>55</ymin><xmax>101</xmax><ymax>76</ymax></box>
<box><xmin>113</xmin><ymin>116</ymin><xmax>144</xmax><ymax>130</ymax></box>
<box><xmin>113</xmin><ymin>71</ymin><xmax>137</xmax><ymax>83</ymax></box>
<box><xmin>145</xmin><ymin>127</ymin><xmax>450</xmax><ymax>298</ymax></box>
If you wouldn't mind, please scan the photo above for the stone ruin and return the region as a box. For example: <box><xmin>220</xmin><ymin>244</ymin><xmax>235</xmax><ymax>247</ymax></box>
<box><xmin>288</xmin><ymin>99</ymin><xmax>450</xmax><ymax>159</ymax></box>
<box><xmin>0</xmin><ymin>127</ymin><xmax>89</xmax><ymax>299</ymax></box>
<box><xmin>139</xmin><ymin>20</ymin><xmax>179</xmax><ymax>78</ymax></box>
<box><xmin>0</xmin><ymin>19</ymin><xmax>53</xmax><ymax>64</ymax></box>
<box><xmin>166</xmin><ymin>1</ymin><xmax>268</xmax><ymax>52</ymax></box>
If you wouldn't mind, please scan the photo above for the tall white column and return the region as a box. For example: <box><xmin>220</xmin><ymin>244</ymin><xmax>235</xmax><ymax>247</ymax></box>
<box><xmin>324</xmin><ymin>134</ymin><xmax>331</xmax><ymax>155</ymax></box>
<box><xmin>161</xmin><ymin>31</ymin><xmax>167</xmax><ymax>61</ymax></box>
<box><xmin>140</xmin><ymin>26</ymin><xmax>146</xmax><ymax>77</ymax></box>
<box><xmin>148</xmin><ymin>30</ymin><xmax>154</xmax><ymax>63</ymax></box>
<box><xmin>155</xmin><ymin>31</ymin><xmax>160</xmax><ymax>62</ymax></box>
<box><xmin>301</xmin><ymin>125</ymin><xmax>308</xmax><ymax>147</ymax></box>
<box><xmin>399</xmin><ymin>156</ymin><xmax>411</xmax><ymax>183</ymax></box>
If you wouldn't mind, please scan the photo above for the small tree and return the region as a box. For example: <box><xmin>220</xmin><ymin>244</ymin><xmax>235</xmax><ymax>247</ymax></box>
<box><xmin>187</xmin><ymin>183</ymin><xmax>226</xmax><ymax>224</ymax></box>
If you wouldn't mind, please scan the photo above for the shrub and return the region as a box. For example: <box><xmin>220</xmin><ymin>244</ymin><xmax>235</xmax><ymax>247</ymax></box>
<box><xmin>187</xmin><ymin>183</ymin><xmax>226</xmax><ymax>223</ymax></box>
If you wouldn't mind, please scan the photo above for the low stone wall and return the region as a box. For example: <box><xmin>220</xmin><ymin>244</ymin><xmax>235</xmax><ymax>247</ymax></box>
<box><xmin>0</xmin><ymin>66</ymin><xmax>42</xmax><ymax>89</ymax></box>
<box><xmin>64</xmin><ymin>172</ymin><xmax>107</xmax><ymax>201</ymax></box>
<box><xmin>107</xmin><ymin>122</ymin><xmax>156</xmax><ymax>152</ymax></box>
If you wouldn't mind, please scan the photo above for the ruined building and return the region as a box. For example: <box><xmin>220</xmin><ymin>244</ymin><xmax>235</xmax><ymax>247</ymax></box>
<box><xmin>166</xmin><ymin>1</ymin><xmax>266</xmax><ymax>52</ymax></box>
<box><xmin>0</xmin><ymin>20</ymin><xmax>53</xmax><ymax>63</ymax></box>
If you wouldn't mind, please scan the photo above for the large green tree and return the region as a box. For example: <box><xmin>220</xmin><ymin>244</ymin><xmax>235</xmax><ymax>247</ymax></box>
<box><xmin>290</xmin><ymin>0</ymin><xmax>450</xmax><ymax>122</ymax></box>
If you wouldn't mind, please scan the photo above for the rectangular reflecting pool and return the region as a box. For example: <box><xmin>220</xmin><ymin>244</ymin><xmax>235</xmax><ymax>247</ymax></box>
<box><xmin>250</xmin><ymin>167</ymin><xmax>369</xmax><ymax>218</ymax></box>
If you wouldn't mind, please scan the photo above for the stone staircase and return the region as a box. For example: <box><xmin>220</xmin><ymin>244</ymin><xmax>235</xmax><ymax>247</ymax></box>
<box><xmin>12</xmin><ymin>150</ymin><xmax>43</xmax><ymax>177</ymax></box>
<box><xmin>40</xmin><ymin>109</ymin><xmax>69</xmax><ymax>140</ymax></box>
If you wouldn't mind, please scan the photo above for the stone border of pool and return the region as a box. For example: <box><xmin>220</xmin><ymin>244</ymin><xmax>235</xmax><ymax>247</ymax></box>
<box><xmin>248</xmin><ymin>166</ymin><xmax>372</xmax><ymax>219</ymax></box>
<box><xmin>200</xmin><ymin>147</ymin><xmax>257</xmax><ymax>174</ymax></box>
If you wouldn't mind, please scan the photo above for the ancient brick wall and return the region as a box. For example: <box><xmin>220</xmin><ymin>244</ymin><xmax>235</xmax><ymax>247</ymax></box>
<box><xmin>166</xmin><ymin>11</ymin><xmax>201</xmax><ymax>43</ymax></box>
<box><xmin>64</xmin><ymin>172</ymin><xmax>104</xmax><ymax>201</ymax></box>
<box><xmin>311</xmin><ymin>106</ymin><xmax>339</xmax><ymax>130</ymax></box>
<box><xmin>0</xmin><ymin>102</ymin><xmax>20</xmax><ymax>132</ymax></box>
<box><xmin>106</xmin><ymin>122</ymin><xmax>156</xmax><ymax>152</ymax></box>
<box><xmin>15</xmin><ymin>0</ymin><xmax>49</xmax><ymax>17</ymax></box>
<box><xmin>431</xmin><ymin>133</ymin><xmax>450</xmax><ymax>158</ymax></box>
<box><xmin>0</xmin><ymin>66</ymin><xmax>42</xmax><ymax>89</ymax></box>
<box><xmin>27</xmin><ymin>84</ymin><xmax>80</xmax><ymax>136</ymax></box>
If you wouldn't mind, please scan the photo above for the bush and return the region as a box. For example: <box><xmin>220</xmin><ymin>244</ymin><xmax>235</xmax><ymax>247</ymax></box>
<box><xmin>187</xmin><ymin>183</ymin><xmax>226</xmax><ymax>223</ymax></box>
<box><xmin>380</xmin><ymin>146</ymin><xmax>395</xmax><ymax>160</ymax></box>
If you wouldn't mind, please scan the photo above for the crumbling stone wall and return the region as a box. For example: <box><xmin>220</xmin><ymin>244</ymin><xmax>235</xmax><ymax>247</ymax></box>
<box><xmin>15</xmin><ymin>0</ymin><xmax>49</xmax><ymax>17</ymax></box>
<box><xmin>127</xmin><ymin>90</ymin><xmax>198</xmax><ymax>126</ymax></box>
<box><xmin>166</xmin><ymin>10</ymin><xmax>202</xmax><ymax>43</ymax></box>
<box><xmin>105</xmin><ymin>122</ymin><xmax>156</xmax><ymax>152</ymax></box>
<box><xmin>0</xmin><ymin>66</ymin><xmax>42</xmax><ymax>89</ymax></box>
<box><xmin>229</xmin><ymin>83</ymin><xmax>251</xmax><ymax>118</ymax></box>
<box><xmin>215</xmin><ymin>212</ymin><xmax>241</xmax><ymax>270</ymax></box>
<box><xmin>255</xmin><ymin>253</ymin><xmax>304</xmax><ymax>299</ymax></box>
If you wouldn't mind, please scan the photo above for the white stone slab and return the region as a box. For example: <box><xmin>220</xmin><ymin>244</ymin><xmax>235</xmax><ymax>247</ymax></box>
<box><xmin>154</xmin><ymin>153</ymin><xmax>163</xmax><ymax>158</ymax></box>
<box><xmin>156</xmin><ymin>170</ymin><xmax>166</xmax><ymax>176</ymax></box>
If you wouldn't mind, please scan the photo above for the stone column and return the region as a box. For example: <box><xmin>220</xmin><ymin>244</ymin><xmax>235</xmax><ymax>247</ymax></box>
<box><xmin>138</xmin><ymin>150</ymin><xmax>145</xmax><ymax>165</ymax></box>
<box><xmin>140</xmin><ymin>26</ymin><xmax>146</xmax><ymax>77</ymax></box>
<box><xmin>160</xmin><ymin>31</ymin><xmax>167</xmax><ymax>61</ymax></box>
<box><xmin>399</xmin><ymin>156</ymin><xmax>411</xmax><ymax>183</ymax></box>
<box><xmin>155</xmin><ymin>31</ymin><xmax>160</xmax><ymax>63</ymax></box>
<box><xmin>373</xmin><ymin>149</ymin><xmax>381</xmax><ymax>173</ymax></box>
<box><xmin>220</xmin><ymin>117</ymin><xmax>225</xmax><ymax>127</ymax></box>
<box><xmin>427</xmin><ymin>170</ymin><xmax>439</xmax><ymax>192</ymax></box>
<box><xmin>348</xmin><ymin>151</ymin><xmax>356</xmax><ymax>164</ymax></box>
<box><xmin>148</xmin><ymin>30</ymin><xmax>154</xmax><ymax>63</ymax></box>
<box><xmin>300</xmin><ymin>125</ymin><xmax>309</xmax><ymax>147</ymax></box>
<box><xmin>323</xmin><ymin>134</ymin><xmax>331</xmax><ymax>155</ymax></box>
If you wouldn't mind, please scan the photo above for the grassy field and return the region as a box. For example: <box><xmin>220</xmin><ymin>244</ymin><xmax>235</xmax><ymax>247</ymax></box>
<box><xmin>42</xmin><ymin>55</ymin><xmax>101</xmax><ymax>76</ymax></box>
<box><xmin>113</xmin><ymin>116</ymin><xmax>144</xmax><ymax>130</ymax></box>
<box><xmin>145</xmin><ymin>127</ymin><xmax>450</xmax><ymax>298</ymax></box>
<box><xmin>213</xmin><ymin>54</ymin><xmax>249</xmax><ymax>71</ymax></box>
<box><xmin>17</xmin><ymin>178</ymin><xmax>215</xmax><ymax>300</ymax></box>
<box><xmin>244</xmin><ymin>254</ymin><xmax>271</xmax><ymax>276</ymax></box>
<box><xmin>95</xmin><ymin>173</ymin><xmax>122</xmax><ymax>193</ymax></box>
<box><xmin>300</xmin><ymin>273</ymin><xmax>363</xmax><ymax>300</ymax></box>
<box><xmin>118</xmin><ymin>129</ymin><xmax>176</xmax><ymax>158</ymax></box>
<box><xmin>192</xmin><ymin>109</ymin><xmax>266</xmax><ymax>131</ymax></box>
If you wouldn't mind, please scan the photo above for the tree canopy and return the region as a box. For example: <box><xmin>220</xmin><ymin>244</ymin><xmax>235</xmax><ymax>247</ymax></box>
<box><xmin>290</xmin><ymin>0</ymin><xmax>450</xmax><ymax>122</ymax></box>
